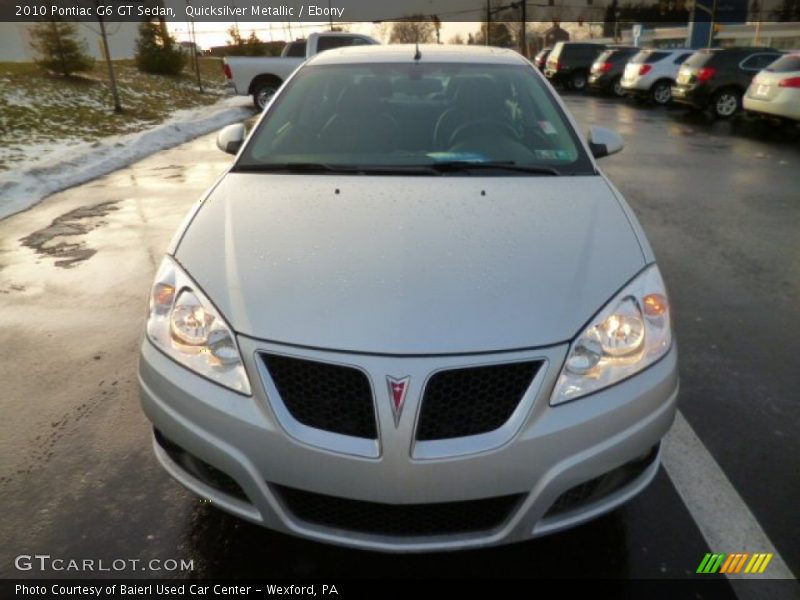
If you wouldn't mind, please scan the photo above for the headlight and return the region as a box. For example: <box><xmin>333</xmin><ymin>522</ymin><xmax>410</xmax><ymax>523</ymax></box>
<box><xmin>550</xmin><ymin>265</ymin><xmax>672</xmax><ymax>405</ymax></box>
<box><xmin>146</xmin><ymin>256</ymin><xmax>251</xmax><ymax>395</ymax></box>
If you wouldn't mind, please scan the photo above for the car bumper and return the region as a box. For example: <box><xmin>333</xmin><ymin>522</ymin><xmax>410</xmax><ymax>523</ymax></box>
<box><xmin>588</xmin><ymin>72</ymin><xmax>617</xmax><ymax>91</ymax></box>
<box><xmin>139</xmin><ymin>337</ymin><xmax>679</xmax><ymax>552</ymax></box>
<box><xmin>545</xmin><ymin>70</ymin><xmax>568</xmax><ymax>85</ymax></box>
<box><xmin>620</xmin><ymin>79</ymin><xmax>652</xmax><ymax>96</ymax></box>
<box><xmin>671</xmin><ymin>84</ymin><xmax>711</xmax><ymax>108</ymax></box>
<box><xmin>744</xmin><ymin>91</ymin><xmax>800</xmax><ymax>121</ymax></box>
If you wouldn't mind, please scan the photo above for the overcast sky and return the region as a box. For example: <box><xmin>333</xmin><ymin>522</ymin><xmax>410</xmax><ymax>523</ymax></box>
<box><xmin>167</xmin><ymin>20</ymin><xmax>607</xmax><ymax>48</ymax></box>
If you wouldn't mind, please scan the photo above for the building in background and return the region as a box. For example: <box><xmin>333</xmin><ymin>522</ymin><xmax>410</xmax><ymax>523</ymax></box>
<box><xmin>610</xmin><ymin>22</ymin><xmax>800</xmax><ymax>49</ymax></box>
<box><xmin>0</xmin><ymin>22</ymin><xmax>148</xmax><ymax>62</ymax></box>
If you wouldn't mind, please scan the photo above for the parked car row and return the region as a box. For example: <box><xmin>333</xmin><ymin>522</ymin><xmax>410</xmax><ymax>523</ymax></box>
<box><xmin>539</xmin><ymin>41</ymin><xmax>799</xmax><ymax>122</ymax></box>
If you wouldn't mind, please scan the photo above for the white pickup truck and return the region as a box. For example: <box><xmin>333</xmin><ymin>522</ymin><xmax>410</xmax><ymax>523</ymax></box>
<box><xmin>223</xmin><ymin>32</ymin><xmax>379</xmax><ymax>109</ymax></box>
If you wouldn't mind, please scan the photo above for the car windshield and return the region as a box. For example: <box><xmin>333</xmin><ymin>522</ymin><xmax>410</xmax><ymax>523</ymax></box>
<box><xmin>595</xmin><ymin>50</ymin><xmax>614</xmax><ymax>63</ymax></box>
<box><xmin>236</xmin><ymin>62</ymin><xmax>594</xmax><ymax>176</ymax></box>
<box><xmin>765</xmin><ymin>54</ymin><xmax>800</xmax><ymax>72</ymax></box>
<box><xmin>683</xmin><ymin>51</ymin><xmax>715</xmax><ymax>69</ymax></box>
<box><xmin>630</xmin><ymin>50</ymin><xmax>669</xmax><ymax>64</ymax></box>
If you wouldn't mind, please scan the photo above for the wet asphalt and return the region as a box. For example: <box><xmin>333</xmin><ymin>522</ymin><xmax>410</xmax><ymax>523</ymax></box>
<box><xmin>0</xmin><ymin>93</ymin><xmax>797</xmax><ymax>586</ymax></box>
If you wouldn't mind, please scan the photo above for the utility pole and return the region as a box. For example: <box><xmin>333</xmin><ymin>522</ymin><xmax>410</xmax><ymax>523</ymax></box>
<box><xmin>186</xmin><ymin>0</ymin><xmax>203</xmax><ymax>93</ymax></box>
<box><xmin>694</xmin><ymin>0</ymin><xmax>719</xmax><ymax>48</ymax></box>
<box><xmin>94</xmin><ymin>1</ymin><xmax>122</xmax><ymax>113</ymax></box>
<box><xmin>230</xmin><ymin>1</ymin><xmax>241</xmax><ymax>40</ymax></box>
<box><xmin>708</xmin><ymin>0</ymin><xmax>718</xmax><ymax>48</ymax></box>
<box><xmin>486</xmin><ymin>0</ymin><xmax>491</xmax><ymax>45</ymax></box>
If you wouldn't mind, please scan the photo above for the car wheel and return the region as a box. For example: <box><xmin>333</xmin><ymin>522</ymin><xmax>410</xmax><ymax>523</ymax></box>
<box><xmin>611</xmin><ymin>77</ymin><xmax>625</xmax><ymax>97</ymax></box>
<box><xmin>712</xmin><ymin>89</ymin><xmax>741</xmax><ymax>119</ymax></box>
<box><xmin>651</xmin><ymin>81</ymin><xmax>672</xmax><ymax>105</ymax></box>
<box><xmin>253</xmin><ymin>83</ymin><xmax>278</xmax><ymax>110</ymax></box>
<box><xmin>570</xmin><ymin>71</ymin><xmax>588</xmax><ymax>92</ymax></box>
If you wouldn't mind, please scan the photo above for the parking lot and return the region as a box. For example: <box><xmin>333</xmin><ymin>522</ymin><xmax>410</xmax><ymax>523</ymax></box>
<box><xmin>0</xmin><ymin>92</ymin><xmax>797</xmax><ymax>589</ymax></box>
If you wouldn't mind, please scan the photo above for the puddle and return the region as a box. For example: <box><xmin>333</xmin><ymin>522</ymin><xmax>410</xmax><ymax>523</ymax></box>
<box><xmin>687</xmin><ymin>140</ymin><xmax>733</xmax><ymax>151</ymax></box>
<box><xmin>19</xmin><ymin>201</ymin><xmax>120</xmax><ymax>268</ymax></box>
<box><xmin>150</xmin><ymin>164</ymin><xmax>186</xmax><ymax>182</ymax></box>
<box><xmin>0</xmin><ymin>283</ymin><xmax>26</xmax><ymax>294</ymax></box>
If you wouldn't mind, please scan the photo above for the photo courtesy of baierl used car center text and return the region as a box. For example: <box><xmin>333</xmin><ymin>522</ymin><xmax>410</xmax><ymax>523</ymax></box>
<box><xmin>0</xmin><ymin>0</ymin><xmax>798</xmax><ymax>597</ymax></box>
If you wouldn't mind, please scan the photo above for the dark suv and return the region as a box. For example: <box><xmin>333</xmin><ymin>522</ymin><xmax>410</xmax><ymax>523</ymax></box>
<box><xmin>545</xmin><ymin>42</ymin><xmax>607</xmax><ymax>91</ymax></box>
<box><xmin>588</xmin><ymin>46</ymin><xmax>640</xmax><ymax>96</ymax></box>
<box><xmin>671</xmin><ymin>47</ymin><xmax>783</xmax><ymax>118</ymax></box>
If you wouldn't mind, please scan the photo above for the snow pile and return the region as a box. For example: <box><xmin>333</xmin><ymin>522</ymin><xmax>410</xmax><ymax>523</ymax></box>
<box><xmin>0</xmin><ymin>96</ymin><xmax>254</xmax><ymax>221</ymax></box>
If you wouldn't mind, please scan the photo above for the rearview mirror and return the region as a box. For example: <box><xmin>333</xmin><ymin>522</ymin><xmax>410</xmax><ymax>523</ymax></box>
<box><xmin>587</xmin><ymin>126</ymin><xmax>624</xmax><ymax>159</ymax></box>
<box><xmin>216</xmin><ymin>124</ymin><xmax>246</xmax><ymax>155</ymax></box>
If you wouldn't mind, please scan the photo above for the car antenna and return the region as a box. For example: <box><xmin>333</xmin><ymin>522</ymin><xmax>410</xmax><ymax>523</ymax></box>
<box><xmin>414</xmin><ymin>41</ymin><xmax>421</xmax><ymax>61</ymax></box>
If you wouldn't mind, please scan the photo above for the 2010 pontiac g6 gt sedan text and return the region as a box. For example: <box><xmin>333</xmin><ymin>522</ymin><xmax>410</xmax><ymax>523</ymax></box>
<box><xmin>138</xmin><ymin>45</ymin><xmax>678</xmax><ymax>552</ymax></box>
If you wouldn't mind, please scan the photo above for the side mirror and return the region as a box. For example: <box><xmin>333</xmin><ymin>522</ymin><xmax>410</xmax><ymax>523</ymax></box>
<box><xmin>216</xmin><ymin>123</ymin><xmax>246</xmax><ymax>155</ymax></box>
<box><xmin>587</xmin><ymin>126</ymin><xmax>624</xmax><ymax>159</ymax></box>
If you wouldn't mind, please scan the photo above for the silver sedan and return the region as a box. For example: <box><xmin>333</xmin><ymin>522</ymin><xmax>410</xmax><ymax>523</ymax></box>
<box><xmin>139</xmin><ymin>44</ymin><xmax>678</xmax><ymax>552</ymax></box>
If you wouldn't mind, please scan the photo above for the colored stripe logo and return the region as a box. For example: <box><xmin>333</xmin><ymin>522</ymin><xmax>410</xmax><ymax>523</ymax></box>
<box><xmin>697</xmin><ymin>553</ymin><xmax>773</xmax><ymax>574</ymax></box>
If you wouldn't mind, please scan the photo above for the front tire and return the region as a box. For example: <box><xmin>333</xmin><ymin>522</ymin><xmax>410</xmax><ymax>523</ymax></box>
<box><xmin>651</xmin><ymin>81</ymin><xmax>672</xmax><ymax>106</ymax></box>
<box><xmin>712</xmin><ymin>89</ymin><xmax>741</xmax><ymax>119</ymax></box>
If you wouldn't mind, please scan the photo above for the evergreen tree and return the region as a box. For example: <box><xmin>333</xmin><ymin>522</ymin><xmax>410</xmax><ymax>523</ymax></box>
<box><xmin>135</xmin><ymin>20</ymin><xmax>186</xmax><ymax>76</ymax></box>
<box><xmin>29</xmin><ymin>20</ymin><xmax>94</xmax><ymax>77</ymax></box>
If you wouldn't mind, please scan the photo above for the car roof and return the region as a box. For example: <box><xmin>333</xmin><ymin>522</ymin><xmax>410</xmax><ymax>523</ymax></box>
<box><xmin>603</xmin><ymin>47</ymin><xmax>639</xmax><ymax>54</ymax></box>
<box><xmin>640</xmin><ymin>48</ymin><xmax>690</xmax><ymax>53</ymax></box>
<box><xmin>696</xmin><ymin>46</ymin><xmax>779</xmax><ymax>54</ymax></box>
<box><xmin>307</xmin><ymin>44</ymin><xmax>530</xmax><ymax>66</ymax></box>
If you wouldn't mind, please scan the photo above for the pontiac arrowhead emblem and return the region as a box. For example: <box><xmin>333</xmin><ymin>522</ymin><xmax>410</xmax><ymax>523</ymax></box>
<box><xmin>386</xmin><ymin>375</ymin><xmax>411</xmax><ymax>426</ymax></box>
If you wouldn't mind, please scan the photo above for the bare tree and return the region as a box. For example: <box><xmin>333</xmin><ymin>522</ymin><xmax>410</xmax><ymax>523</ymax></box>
<box><xmin>388</xmin><ymin>16</ymin><xmax>437</xmax><ymax>44</ymax></box>
<box><xmin>474</xmin><ymin>22</ymin><xmax>513</xmax><ymax>46</ymax></box>
<box><xmin>448</xmin><ymin>33</ymin><xmax>466</xmax><ymax>44</ymax></box>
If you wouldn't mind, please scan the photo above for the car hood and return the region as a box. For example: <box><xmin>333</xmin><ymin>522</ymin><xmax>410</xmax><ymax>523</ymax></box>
<box><xmin>176</xmin><ymin>174</ymin><xmax>645</xmax><ymax>354</ymax></box>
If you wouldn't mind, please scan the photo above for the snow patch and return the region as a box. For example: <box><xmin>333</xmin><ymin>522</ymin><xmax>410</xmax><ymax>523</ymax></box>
<box><xmin>0</xmin><ymin>95</ymin><xmax>254</xmax><ymax>221</ymax></box>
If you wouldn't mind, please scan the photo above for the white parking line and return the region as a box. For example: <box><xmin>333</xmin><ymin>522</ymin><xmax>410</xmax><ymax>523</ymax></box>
<box><xmin>662</xmin><ymin>411</ymin><xmax>797</xmax><ymax>589</ymax></box>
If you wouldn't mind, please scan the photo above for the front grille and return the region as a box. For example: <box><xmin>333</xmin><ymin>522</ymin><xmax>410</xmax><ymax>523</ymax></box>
<box><xmin>416</xmin><ymin>361</ymin><xmax>540</xmax><ymax>441</ymax></box>
<box><xmin>262</xmin><ymin>354</ymin><xmax>377</xmax><ymax>439</ymax></box>
<box><xmin>545</xmin><ymin>444</ymin><xmax>660</xmax><ymax>517</ymax></box>
<box><xmin>154</xmin><ymin>429</ymin><xmax>250</xmax><ymax>503</ymax></box>
<box><xmin>275</xmin><ymin>485</ymin><xmax>524</xmax><ymax>537</ymax></box>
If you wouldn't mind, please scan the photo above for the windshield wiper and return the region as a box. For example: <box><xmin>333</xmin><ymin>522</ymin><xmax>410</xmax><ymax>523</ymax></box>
<box><xmin>426</xmin><ymin>161</ymin><xmax>560</xmax><ymax>176</ymax></box>
<box><xmin>234</xmin><ymin>163</ymin><xmax>440</xmax><ymax>175</ymax></box>
<box><xmin>233</xmin><ymin>162</ymin><xmax>359</xmax><ymax>174</ymax></box>
<box><xmin>233</xmin><ymin>161</ymin><xmax>561</xmax><ymax>176</ymax></box>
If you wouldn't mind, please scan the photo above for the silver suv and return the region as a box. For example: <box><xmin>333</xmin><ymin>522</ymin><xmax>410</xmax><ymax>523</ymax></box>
<box><xmin>621</xmin><ymin>48</ymin><xmax>694</xmax><ymax>105</ymax></box>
